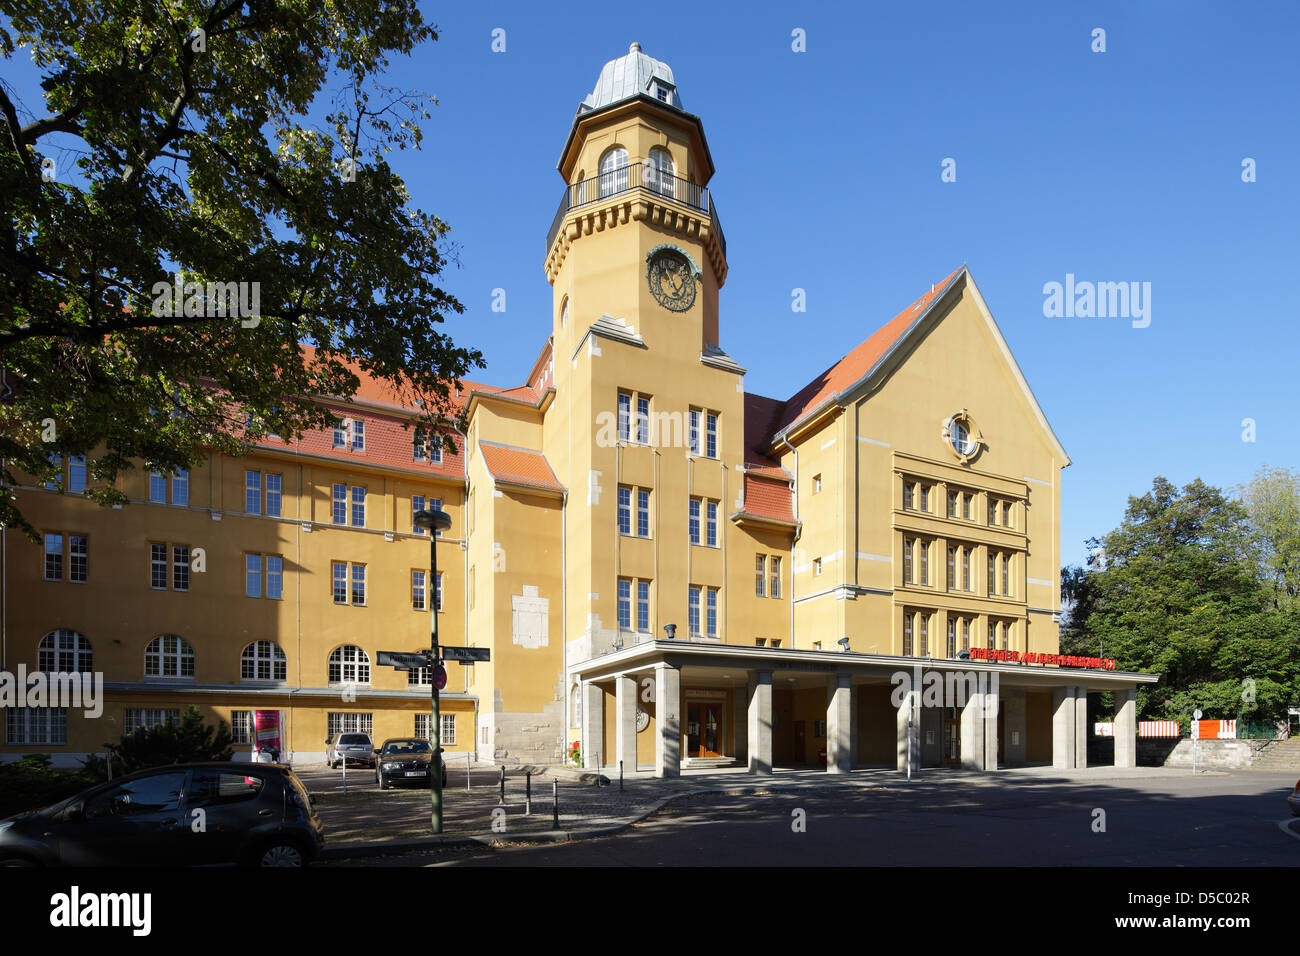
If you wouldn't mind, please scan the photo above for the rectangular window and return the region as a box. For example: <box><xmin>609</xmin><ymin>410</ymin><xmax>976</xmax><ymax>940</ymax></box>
<box><xmin>617</xmin><ymin>487</ymin><xmax>632</xmax><ymax>536</ymax></box>
<box><xmin>412</xmin><ymin>570</ymin><xmax>426</xmax><ymax>611</ymax></box>
<box><xmin>637</xmin><ymin>490</ymin><xmax>650</xmax><ymax>538</ymax></box>
<box><xmin>69</xmin><ymin>456</ymin><xmax>87</xmax><ymax>495</ymax></box>
<box><xmin>265</xmin><ymin>474</ymin><xmax>281</xmax><ymax>517</ymax></box>
<box><xmin>150</xmin><ymin>471</ymin><xmax>167</xmax><ymax>504</ymax></box>
<box><xmin>947</xmin><ymin>490</ymin><xmax>958</xmax><ymax>518</ymax></box>
<box><xmin>413</xmin><ymin>438</ymin><xmax>427</xmax><ymax>462</ymax></box>
<box><xmin>617</xmin><ymin>578</ymin><xmax>632</xmax><ymax>629</ymax></box>
<box><xmin>1001</xmin><ymin>620</ymin><xmax>1010</xmax><ymax>651</ymax></box>
<box><xmin>919</xmin><ymin>485</ymin><xmax>929</xmax><ymax>512</ymax></box>
<box><xmin>688</xmin><ymin>410</ymin><xmax>701</xmax><ymax>455</ymax></box>
<box><xmin>151</xmin><ymin>543</ymin><xmax>168</xmax><ymax>590</ymax></box>
<box><xmin>332</xmin><ymin>484</ymin><xmax>347</xmax><ymax>525</ymax></box>
<box><xmin>988</xmin><ymin>551</ymin><xmax>997</xmax><ymax>596</ymax></box>
<box><xmin>332</xmin><ymin>562</ymin><xmax>347</xmax><ymax>604</ymax></box>
<box><xmin>327</xmin><ymin>713</ymin><xmax>373</xmax><ymax>737</ymax></box>
<box><xmin>770</xmin><ymin>556</ymin><xmax>782</xmax><ymax>598</ymax></box>
<box><xmin>333</xmin><ymin>424</ymin><xmax>347</xmax><ymax>448</ymax></box>
<box><xmin>947</xmin><ymin>618</ymin><xmax>956</xmax><ymax>658</ymax></box>
<box><xmin>430</xmin><ymin>442</ymin><xmax>443</xmax><ymax>464</ymax></box>
<box><xmin>350</xmin><ymin>419</ymin><xmax>365</xmax><ymax>451</ymax></box>
<box><xmin>989</xmin><ymin>499</ymin><xmax>998</xmax><ymax>525</ymax></box>
<box><xmin>618</xmin><ymin>393</ymin><xmax>632</xmax><ymax>443</ymax></box>
<box><xmin>431</xmin><ymin>498</ymin><xmax>444</xmax><ymax>536</ymax></box>
<box><xmin>755</xmin><ymin>555</ymin><xmax>766</xmax><ymax>597</ymax></box>
<box><xmin>706</xmin><ymin>501</ymin><xmax>717</xmax><ymax>547</ymax></box>
<box><xmin>705</xmin><ymin>413</ymin><xmax>718</xmax><ymax>459</ymax></box>
<box><xmin>413</xmin><ymin>495</ymin><xmax>426</xmax><ymax>533</ymax></box>
<box><xmin>919</xmin><ymin>539</ymin><xmax>929</xmax><ymax>584</ymax></box>
<box><xmin>245</xmin><ymin>554</ymin><xmax>262</xmax><ymax>598</ymax></box>
<box><xmin>903</xmin><ymin>538</ymin><xmax>912</xmax><ymax>584</ymax></box>
<box><xmin>68</xmin><ymin>535</ymin><xmax>87</xmax><ymax>583</ymax></box>
<box><xmin>688</xmin><ymin>587</ymin><xmax>701</xmax><ymax>636</ymax></box>
<box><xmin>903</xmin><ymin>481</ymin><xmax>914</xmax><ymax>511</ymax></box>
<box><xmin>962</xmin><ymin>618</ymin><xmax>971</xmax><ymax>652</ymax></box>
<box><xmin>705</xmin><ymin>588</ymin><xmax>717</xmax><ymax>637</ymax></box>
<box><xmin>688</xmin><ymin>499</ymin><xmax>700</xmax><ymax>545</ymax></box>
<box><xmin>266</xmin><ymin>556</ymin><xmax>283</xmax><ymax>600</ymax></box>
<box><xmin>172</xmin><ymin>469</ymin><xmax>188</xmax><ymax>507</ymax></box>
<box><xmin>440</xmin><ymin>714</ymin><xmax>456</xmax><ymax>746</ymax></box>
<box><xmin>963</xmin><ymin>547</ymin><xmax>971</xmax><ymax>591</ymax></box>
<box><xmin>231</xmin><ymin>711</ymin><xmax>253</xmax><ymax>745</ymax></box>
<box><xmin>637</xmin><ymin>580</ymin><xmax>650</xmax><ymax>631</ymax></box>
<box><xmin>173</xmin><ymin>545</ymin><xmax>190</xmax><ymax>592</ymax></box>
<box><xmin>6</xmin><ymin>708</ymin><xmax>67</xmax><ymax>745</ymax></box>
<box><xmin>918</xmin><ymin>613</ymin><xmax>929</xmax><ymax>657</ymax></box>
<box><xmin>813</xmin><ymin>474</ymin><xmax>823</xmax><ymax>494</ymax></box>
<box><xmin>988</xmin><ymin>621</ymin><xmax>998</xmax><ymax>650</ymax></box>
<box><xmin>350</xmin><ymin>486</ymin><xmax>365</xmax><ymax>527</ymax></box>
<box><xmin>963</xmin><ymin>493</ymin><xmax>972</xmax><ymax>521</ymax></box>
<box><xmin>44</xmin><ymin>533</ymin><xmax>63</xmax><ymax>581</ymax></box>
<box><xmin>351</xmin><ymin>564</ymin><xmax>366</xmax><ymax>605</ymax></box>
<box><xmin>245</xmin><ymin>471</ymin><xmax>261</xmax><ymax>514</ymax></box>
<box><xmin>636</xmin><ymin>396</ymin><xmax>650</xmax><ymax>444</ymax></box>
<box><xmin>1003</xmin><ymin>502</ymin><xmax>1013</xmax><ymax>528</ymax></box>
<box><xmin>903</xmin><ymin>612</ymin><xmax>913</xmax><ymax>656</ymax></box>
<box><xmin>1002</xmin><ymin>553</ymin><xmax>1010</xmax><ymax>596</ymax></box>
<box><xmin>125</xmin><ymin>708</ymin><xmax>180</xmax><ymax>735</ymax></box>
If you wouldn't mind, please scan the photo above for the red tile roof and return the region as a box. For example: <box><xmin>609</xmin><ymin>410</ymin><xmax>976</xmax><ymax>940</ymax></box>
<box><xmin>479</xmin><ymin>441</ymin><xmax>565</xmax><ymax>493</ymax></box>
<box><xmin>772</xmin><ymin>266</ymin><xmax>965</xmax><ymax>438</ymax></box>
<box><xmin>739</xmin><ymin>473</ymin><xmax>794</xmax><ymax>524</ymax></box>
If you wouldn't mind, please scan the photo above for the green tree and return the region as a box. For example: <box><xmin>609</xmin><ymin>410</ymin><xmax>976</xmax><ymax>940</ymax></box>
<box><xmin>0</xmin><ymin>1</ymin><xmax>482</xmax><ymax>538</ymax></box>
<box><xmin>108</xmin><ymin>705</ymin><xmax>234</xmax><ymax>774</ymax></box>
<box><xmin>1061</xmin><ymin>477</ymin><xmax>1300</xmax><ymax>724</ymax></box>
<box><xmin>1239</xmin><ymin>464</ymin><xmax>1300</xmax><ymax>609</ymax></box>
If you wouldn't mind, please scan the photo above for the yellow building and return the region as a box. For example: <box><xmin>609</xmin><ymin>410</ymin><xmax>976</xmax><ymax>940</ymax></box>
<box><xmin>1</xmin><ymin>43</ymin><xmax>1155</xmax><ymax>773</ymax></box>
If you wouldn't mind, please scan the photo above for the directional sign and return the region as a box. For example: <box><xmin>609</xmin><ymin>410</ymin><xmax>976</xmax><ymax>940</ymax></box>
<box><xmin>432</xmin><ymin>665</ymin><xmax>448</xmax><ymax>690</ymax></box>
<box><xmin>440</xmin><ymin>646</ymin><xmax>490</xmax><ymax>663</ymax></box>
<box><xmin>377</xmin><ymin>650</ymin><xmax>431</xmax><ymax>671</ymax></box>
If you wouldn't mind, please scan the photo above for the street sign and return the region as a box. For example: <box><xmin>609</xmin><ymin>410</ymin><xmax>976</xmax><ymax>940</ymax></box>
<box><xmin>377</xmin><ymin>650</ymin><xmax>431</xmax><ymax>671</ymax></box>
<box><xmin>1193</xmin><ymin>709</ymin><xmax>1203</xmax><ymax>720</ymax></box>
<box><xmin>440</xmin><ymin>646</ymin><xmax>490</xmax><ymax>663</ymax></box>
<box><xmin>433</xmin><ymin>665</ymin><xmax>448</xmax><ymax>690</ymax></box>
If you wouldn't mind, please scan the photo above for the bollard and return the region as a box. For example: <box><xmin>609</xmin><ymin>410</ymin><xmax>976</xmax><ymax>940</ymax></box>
<box><xmin>525</xmin><ymin>770</ymin><xmax>532</xmax><ymax>815</ymax></box>
<box><xmin>498</xmin><ymin>764</ymin><xmax>505</xmax><ymax>805</ymax></box>
<box><xmin>341</xmin><ymin>753</ymin><xmax>347</xmax><ymax>795</ymax></box>
<box><xmin>552</xmin><ymin>779</ymin><xmax>559</xmax><ymax>829</ymax></box>
<box><xmin>619</xmin><ymin>760</ymin><xmax>624</xmax><ymax>792</ymax></box>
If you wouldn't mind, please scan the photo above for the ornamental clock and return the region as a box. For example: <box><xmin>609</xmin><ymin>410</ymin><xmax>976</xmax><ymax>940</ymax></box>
<box><xmin>646</xmin><ymin>247</ymin><xmax>698</xmax><ymax>312</ymax></box>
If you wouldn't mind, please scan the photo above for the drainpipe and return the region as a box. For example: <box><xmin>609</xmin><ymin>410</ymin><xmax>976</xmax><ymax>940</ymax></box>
<box><xmin>780</xmin><ymin>435</ymin><xmax>799</xmax><ymax>649</ymax></box>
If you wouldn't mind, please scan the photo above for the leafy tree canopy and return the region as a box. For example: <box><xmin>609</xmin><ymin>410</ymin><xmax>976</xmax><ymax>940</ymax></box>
<box><xmin>1061</xmin><ymin>477</ymin><xmax>1300</xmax><ymax>723</ymax></box>
<box><xmin>0</xmin><ymin>0</ymin><xmax>483</xmax><ymax>537</ymax></box>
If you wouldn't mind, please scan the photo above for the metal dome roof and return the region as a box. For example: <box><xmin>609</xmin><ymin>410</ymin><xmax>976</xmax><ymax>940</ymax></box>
<box><xmin>579</xmin><ymin>42</ymin><xmax>682</xmax><ymax>113</ymax></box>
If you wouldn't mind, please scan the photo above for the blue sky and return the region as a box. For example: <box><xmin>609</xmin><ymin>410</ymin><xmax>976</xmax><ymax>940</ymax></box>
<box><xmin>7</xmin><ymin>2</ymin><xmax>1298</xmax><ymax>566</ymax></box>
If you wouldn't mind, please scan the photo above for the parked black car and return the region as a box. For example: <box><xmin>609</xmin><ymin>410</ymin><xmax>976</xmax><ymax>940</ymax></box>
<box><xmin>374</xmin><ymin>738</ymin><xmax>447</xmax><ymax>790</ymax></box>
<box><xmin>0</xmin><ymin>762</ymin><xmax>324</xmax><ymax>867</ymax></box>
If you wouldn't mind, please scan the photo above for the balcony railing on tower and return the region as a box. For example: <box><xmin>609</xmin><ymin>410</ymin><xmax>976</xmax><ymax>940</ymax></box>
<box><xmin>546</xmin><ymin>162</ymin><xmax>726</xmax><ymax>259</ymax></box>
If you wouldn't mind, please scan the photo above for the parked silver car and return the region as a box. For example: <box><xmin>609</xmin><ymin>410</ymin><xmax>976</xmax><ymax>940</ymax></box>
<box><xmin>325</xmin><ymin>732</ymin><xmax>375</xmax><ymax>768</ymax></box>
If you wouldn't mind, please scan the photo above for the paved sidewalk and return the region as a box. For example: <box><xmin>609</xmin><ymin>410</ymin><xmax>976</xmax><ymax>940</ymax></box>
<box><xmin>306</xmin><ymin>761</ymin><xmax>1205</xmax><ymax>859</ymax></box>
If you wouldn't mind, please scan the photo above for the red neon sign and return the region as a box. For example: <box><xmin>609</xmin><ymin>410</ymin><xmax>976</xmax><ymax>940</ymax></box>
<box><xmin>968</xmin><ymin>648</ymin><xmax>1116</xmax><ymax>670</ymax></box>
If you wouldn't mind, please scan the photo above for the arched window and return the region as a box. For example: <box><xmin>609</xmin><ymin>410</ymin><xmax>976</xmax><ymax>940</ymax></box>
<box><xmin>647</xmin><ymin>147</ymin><xmax>675</xmax><ymax>199</ymax></box>
<box><xmin>38</xmin><ymin>629</ymin><xmax>93</xmax><ymax>673</ymax></box>
<box><xmin>241</xmin><ymin>640</ymin><xmax>286</xmax><ymax>682</ymax></box>
<box><xmin>598</xmin><ymin>147</ymin><xmax>628</xmax><ymax>198</ymax></box>
<box><xmin>560</xmin><ymin>296</ymin><xmax>570</xmax><ymax>329</ymax></box>
<box><xmin>145</xmin><ymin>634</ymin><xmax>195</xmax><ymax>679</ymax></box>
<box><xmin>328</xmin><ymin>645</ymin><xmax>370</xmax><ymax>685</ymax></box>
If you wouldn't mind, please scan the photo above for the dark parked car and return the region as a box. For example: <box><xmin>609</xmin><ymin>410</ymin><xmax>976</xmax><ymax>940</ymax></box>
<box><xmin>374</xmin><ymin>738</ymin><xmax>447</xmax><ymax>790</ymax></box>
<box><xmin>0</xmin><ymin>762</ymin><xmax>324</xmax><ymax>867</ymax></box>
<box><xmin>326</xmin><ymin>732</ymin><xmax>375</xmax><ymax>768</ymax></box>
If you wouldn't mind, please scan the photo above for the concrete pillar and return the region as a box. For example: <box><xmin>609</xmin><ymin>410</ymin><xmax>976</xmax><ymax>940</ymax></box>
<box><xmin>1074</xmin><ymin>686</ymin><xmax>1088</xmax><ymax>769</ymax></box>
<box><xmin>897</xmin><ymin>686</ymin><xmax>921</xmax><ymax>772</ymax></box>
<box><xmin>983</xmin><ymin>679</ymin><xmax>1000</xmax><ymax>771</ymax></box>
<box><xmin>654</xmin><ymin>663</ymin><xmax>681</xmax><ymax>778</ymax></box>
<box><xmin>1114</xmin><ymin>685</ymin><xmax>1137</xmax><ymax>768</ymax></box>
<box><xmin>826</xmin><ymin>673</ymin><xmax>852</xmax><ymax>773</ymax></box>
<box><xmin>747</xmin><ymin>669</ymin><xmax>773</xmax><ymax>775</ymax></box>
<box><xmin>732</xmin><ymin>685</ymin><xmax>748</xmax><ymax>765</ymax></box>
<box><xmin>581</xmin><ymin>681</ymin><xmax>604</xmax><ymax>771</ymax></box>
<box><xmin>960</xmin><ymin>682</ymin><xmax>986</xmax><ymax>770</ymax></box>
<box><xmin>1052</xmin><ymin>685</ymin><xmax>1077</xmax><ymax>769</ymax></box>
<box><xmin>1003</xmin><ymin>689</ymin><xmax>1027</xmax><ymax>766</ymax></box>
<box><xmin>849</xmin><ymin>677</ymin><xmax>860</xmax><ymax>770</ymax></box>
<box><xmin>615</xmin><ymin>674</ymin><xmax>637</xmax><ymax>773</ymax></box>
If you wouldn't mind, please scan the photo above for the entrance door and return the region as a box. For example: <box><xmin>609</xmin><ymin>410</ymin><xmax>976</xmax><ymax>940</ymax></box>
<box><xmin>942</xmin><ymin>705</ymin><xmax>961</xmax><ymax>764</ymax></box>
<box><xmin>794</xmin><ymin>720</ymin><xmax>806</xmax><ymax>764</ymax></box>
<box><xmin>686</xmin><ymin>702</ymin><xmax>724</xmax><ymax>757</ymax></box>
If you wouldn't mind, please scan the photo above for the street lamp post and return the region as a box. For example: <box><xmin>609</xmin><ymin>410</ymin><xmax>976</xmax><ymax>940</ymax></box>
<box><xmin>413</xmin><ymin>507</ymin><xmax>453</xmax><ymax>833</ymax></box>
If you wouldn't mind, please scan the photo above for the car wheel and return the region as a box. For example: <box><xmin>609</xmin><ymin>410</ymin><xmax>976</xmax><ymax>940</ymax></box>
<box><xmin>257</xmin><ymin>842</ymin><xmax>306</xmax><ymax>867</ymax></box>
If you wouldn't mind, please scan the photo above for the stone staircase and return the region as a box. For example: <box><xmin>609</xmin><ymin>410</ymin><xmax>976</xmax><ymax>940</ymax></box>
<box><xmin>682</xmin><ymin>756</ymin><xmax>737</xmax><ymax>770</ymax></box>
<box><xmin>1252</xmin><ymin>737</ymin><xmax>1300</xmax><ymax>770</ymax></box>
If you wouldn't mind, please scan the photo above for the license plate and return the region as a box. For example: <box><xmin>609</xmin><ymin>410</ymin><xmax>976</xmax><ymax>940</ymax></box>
<box><xmin>404</xmin><ymin>771</ymin><xmax>426</xmax><ymax>777</ymax></box>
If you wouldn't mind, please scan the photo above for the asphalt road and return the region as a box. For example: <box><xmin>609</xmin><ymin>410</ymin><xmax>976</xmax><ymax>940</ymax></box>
<box><xmin>320</xmin><ymin>769</ymin><xmax>1300</xmax><ymax>866</ymax></box>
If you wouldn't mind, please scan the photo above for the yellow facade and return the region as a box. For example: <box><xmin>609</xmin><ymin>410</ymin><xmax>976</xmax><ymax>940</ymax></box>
<box><xmin>2</xmin><ymin>43</ymin><xmax>1153</xmax><ymax>772</ymax></box>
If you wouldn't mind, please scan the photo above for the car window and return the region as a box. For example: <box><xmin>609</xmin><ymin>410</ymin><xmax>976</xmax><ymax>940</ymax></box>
<box><xmin>339</xmin><ymin>734</ymin><xmax>370</xmax><ymax>745</ymax></box>
<box><xmin>186</xmin><ymin>771</ymin><xmax>266</xmax><ymax>809</ymax></box>
<box><xmin>385</xmin><ymin>740</ymin><xmax>429</xmax><ymax>755</ymax></box>
<box><xmin>85</xmin><ymin>772</ymin><xmax>186</xmax><ymax>818</ymax></box>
